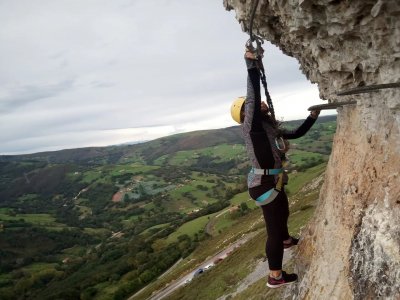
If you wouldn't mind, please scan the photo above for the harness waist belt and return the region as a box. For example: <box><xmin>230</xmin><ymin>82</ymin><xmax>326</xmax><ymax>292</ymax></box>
<box><xmin>251</xmin><ymin>167</ymin><xmax>283</xmax><ymax>175</ymax></box>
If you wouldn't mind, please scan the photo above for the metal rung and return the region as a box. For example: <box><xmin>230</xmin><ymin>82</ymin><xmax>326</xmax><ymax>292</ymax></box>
<box><xmin>308</xmin><ymin>101</ymin><xmax>357</xmax><ymax>111</ymax></box>
<box><xmin>337</xmin><ymin>82</ymin><xmax>400</xmax><ymax>96</ymax></box>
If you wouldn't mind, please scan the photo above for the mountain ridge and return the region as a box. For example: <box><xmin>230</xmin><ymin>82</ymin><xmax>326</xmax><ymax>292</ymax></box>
<box><xmin>0</xmin><ymin>115</ymin><xmax>336</xmax><ymax>164</ymax></box>
<box><xmin>0</xmin><ymin>115</ymin><xmax>336</xmax><ymax>300</ymax></box>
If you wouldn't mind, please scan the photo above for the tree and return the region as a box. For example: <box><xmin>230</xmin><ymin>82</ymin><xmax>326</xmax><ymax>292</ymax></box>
<box><xmin>139</xmin><ymin>270</ymin><xmax>155</xmax><ymax>284</ymax></box>
<box><xmin>138</xmin><ymin>183</ymin><xmax>147</xmax><ymax>197</ymax></box>
<box><xmin>81</xmin><ymin>287</ymin><xmax>97</xmax><ymax>300</ymax></box>
<box><xmin>196</xmin><ymin>185</ymin><xmax>208</xmax><ymax>191</ymax></box>
<box><xmin>152</xmin><ymin>239</ymin><xmax>167</xmax><ymax>252</ymax></box>
<box><xmin>135</xmin><ymin>252</ymin><xmax>148</xmax><ymax>264</ymax></box>
<box><xmin>240</xmin><ymin>202</ymin><xmax>249</xmax><ymax>213</ymax></box>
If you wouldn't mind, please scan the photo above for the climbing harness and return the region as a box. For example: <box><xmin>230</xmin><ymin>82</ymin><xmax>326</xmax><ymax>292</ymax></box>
<box><xmin>242</xmin><ymin>0</ymin><xmax>289</xmax><ymax>207</ymax></box>
<box><xmin>251</xmin><ymin>167</ymin><xmax>282</xmax><ymax>175</ymax></box>
<box><xmin>255</xmin><ymin>188</ymin><xmax>279</xmax><ymax>206</ymax></box>
<box><xmin>253</xmin><ymin>160</ymin><xmax>288</xmax><ymax>207</ymax></box>
<box><xmin>275</xmin><ymin>160</ymin><xmax>288</xmax><ymax>192</ymax></box>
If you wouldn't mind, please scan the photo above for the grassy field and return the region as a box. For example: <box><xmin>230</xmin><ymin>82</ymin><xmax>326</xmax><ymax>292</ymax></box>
<box><xmin>80</xmin><ymin>169</ymin><xmax>104</xmax><ymax>184</ymax></box>
<box><xmin>0</xmin><ymin>117</ymin><xmax>336</xmax><ymax>300</ymax></box>
<box><xmin>213</xmin><ymin>212</ymin><xmax>238</xmax><ymax>234</ymax></box>
<box><xmin>0</xmin><ymin>162</ymin><xmax>326</xmax><ymax>300</ymax></box>
<box><xmin>153</xmin><ymin>144</ymin><xmax>246</xmax><ymax>166</ymax></box>
<box><xmin>132</xmin><ymin>162</ymin><xmax>326</xmax><ymax>300</ymax></box>
<box><xmin>165</xmin><ymin>194</ymin><xmax>321</xmax><ymax>300</ymax></box>
<box><xmin>22</xmin><ymin>262</ymin><xmax>59</xmax><ymax>273</ymax></box>
<box><xmin>131</xmin><ymin>208</ymin><xmax>265</xmax><ymax>300</ymax></box>
<box><xmin>140</xmin><ymin>223</ymin><xmax>170</xmax><ymax>237</ymax></box>
<box><xmin>109</xmin><ymin>164</ymin><xmax>159</xmax><ymax>176</ymax></box>
<box><xmin>287</xmin><ymin>149</ymin><xmax>327</xmax><ymax>168</ymax></box>
<box><xmin>83</xmin><ymin>227</ymin><xmax>111</xmax><ymax>238</ymax></box>
<box><xmin>0</xmin><ymin>208</ymin><xmax>11</xmax><ymax>214</ymax></box>
<box><xmin>164</xmin><ymin>173</ymin><xmax>231</xmax><ymax>212</ymax></box>
<box><xmin>286</xmin><ymin>163</ymin><xmax>326</xmax><ymax>195</ymax></box>
<box><xmin>166</xmin><ymin>213</ymin><xmax>218</xmax><ymax>243</ymax></box>
<box><xmin>79</xmin><ymin>164</ymin><xmax>160</xmax><ymax>185</ymax></box>
<box><xmin>230</xmin><ymin>192</ymin><xmax>248</xmax><ymax>204</ymax></box>
<box><xmin>62</xmin><ymin>245</ymin><xmax>87</xmax><ymax>256</ymax></box>
<box><xmin>288</xmin><ymin>120</ymin><xmax>336</xmax><ymax>154</ymax></box>
<box><xmin>209</xmin><ymin>193</ymin><xmax>256</xmax><ymax>236</ymax></box>
<box><xmin>166</xmin><ymin>230</ymin><xmax>267</xmax><ymax>300</ymax></box>
<box><xmin>0</xmin><ymin>212</ymin><xmax>65</xmax><ymax>228</ymax></box>
<box><xmin>162</xmin><ymin>197</ymin><xmax>197</xmax><ymax>213</ymax></box>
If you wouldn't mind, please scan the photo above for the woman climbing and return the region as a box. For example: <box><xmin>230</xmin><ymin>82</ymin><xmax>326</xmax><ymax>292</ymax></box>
<box><xmin>230</xmin><ymin>47</ymin><xmax>320</xmax><ymax>288</ymax></box>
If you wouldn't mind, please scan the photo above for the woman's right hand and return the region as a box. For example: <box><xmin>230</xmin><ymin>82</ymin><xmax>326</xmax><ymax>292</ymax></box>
<box><xmin>310</xmin><ymin>110</ymin><xmax>320</xmax><ymax>119</ymax></box>
<box><xmin>245</xmin><ymin>49</ymin><xmax>258</xmax><ymax>60</ymax></box>
<box><xmin>245</xmin><ymin>45</ymin><xmax>264</xmax><ymax>59</ymax></box>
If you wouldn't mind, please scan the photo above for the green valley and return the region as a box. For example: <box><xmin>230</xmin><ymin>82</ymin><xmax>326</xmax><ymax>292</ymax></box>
<box><xmin>0</xmin><ymin>115</ymin><xmax>336</xmax><ymax>300</ymax></box>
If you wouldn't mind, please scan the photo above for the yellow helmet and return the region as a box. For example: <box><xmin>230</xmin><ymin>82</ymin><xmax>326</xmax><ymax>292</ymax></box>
<box><xmin>230</xmin><ymin>97</ymin><xmax>245</xmax><ymax>124</ymax></box>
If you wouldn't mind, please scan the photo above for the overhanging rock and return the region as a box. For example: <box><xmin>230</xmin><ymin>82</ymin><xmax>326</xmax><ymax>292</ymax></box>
<box><xmin>224</xmin><ymin>1</ymin><xmax>400</xmax><ymax>299</ymax></box>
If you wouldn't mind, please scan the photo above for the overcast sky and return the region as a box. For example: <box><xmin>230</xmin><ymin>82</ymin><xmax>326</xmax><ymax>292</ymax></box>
<box><xmin>0</xmin><ymin>0</ymin><xmax>331</xmax><ymax>155</ymax></box>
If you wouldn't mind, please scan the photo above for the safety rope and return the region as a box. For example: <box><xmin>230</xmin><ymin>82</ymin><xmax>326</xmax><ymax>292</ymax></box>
<box><xmin>247</xmin><ymin>0</ymin><xmax>277</xmax><ymax>124</ymax></box>
<box><xmin>249</xmin><ymin>0</ymin><xmax>259</xmax><ymax>42</ymax></box>
<box><xmin>259</xmin><ymin>65</ymin><xmax>277</xmax><ymax>124</ymax></box>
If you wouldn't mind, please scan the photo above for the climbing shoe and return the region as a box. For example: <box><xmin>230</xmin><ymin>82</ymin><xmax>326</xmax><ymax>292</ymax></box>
<box><xmin>267</xmin><ymin>271</ymin><xmax>298</xmax><ymax>288</ymax></box>
<box><xmin>284</xmin><ymin>237</ymin><xmax>299</xmax><ymax>251</ymax></box>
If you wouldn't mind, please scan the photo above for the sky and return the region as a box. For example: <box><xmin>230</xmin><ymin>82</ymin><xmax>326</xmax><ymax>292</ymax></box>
<box><xmin>0</xmin><ymin>0</ymin><xmax>332</xmax><ymax>155</ymax></box>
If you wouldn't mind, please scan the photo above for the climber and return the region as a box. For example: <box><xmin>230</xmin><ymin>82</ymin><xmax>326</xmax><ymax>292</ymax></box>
<box><xmin>230</xmin><ymin>48</ymin><xmax>320</xmax><ymax>288</ymax></box>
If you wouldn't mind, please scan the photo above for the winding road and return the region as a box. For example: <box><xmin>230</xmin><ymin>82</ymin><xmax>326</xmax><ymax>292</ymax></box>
<box><xmin>131</xmin><ymin>231</ymin><xmax>258</xmax><ymax>300</ymax></box>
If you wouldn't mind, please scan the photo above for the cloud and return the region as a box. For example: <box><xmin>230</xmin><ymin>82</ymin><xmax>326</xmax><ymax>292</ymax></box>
<box><xmin>0</xmin><ymin>0</ymin><xmax>327</xmax><ymax>155</ymax></box>
<box><xmin>0</xmin><ymin>80</ymin><xmax>74</xmax><ymax>113</ymax></box>
<box><xmin>0</xmin><ymin>125</ymin><xmax>178</xmax><ymax>155</ymax></box>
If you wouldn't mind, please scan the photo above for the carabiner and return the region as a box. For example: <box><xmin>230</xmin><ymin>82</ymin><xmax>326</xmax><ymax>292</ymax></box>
<box><xmin>275</xmin><ymin>137</ymin><xmax>286</xmax><ymax>151</ymax></box>
<box><xmin>246</xmin><ymin>37</ymin><xmax>264</xmax><ymax>60</ymax></box>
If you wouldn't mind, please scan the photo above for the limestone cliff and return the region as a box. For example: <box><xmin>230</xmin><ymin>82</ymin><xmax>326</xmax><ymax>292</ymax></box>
<box><xmin>224</xmin><ymin>1</ymin><xmax>400</xmax><ymax>299</ymax></box>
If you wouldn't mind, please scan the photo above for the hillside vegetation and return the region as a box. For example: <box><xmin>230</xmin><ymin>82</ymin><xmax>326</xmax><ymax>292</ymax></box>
<box><xmin>0</xmin><ymin>115</ymin><xmax>336</xmax><ymax>300</ymax></box>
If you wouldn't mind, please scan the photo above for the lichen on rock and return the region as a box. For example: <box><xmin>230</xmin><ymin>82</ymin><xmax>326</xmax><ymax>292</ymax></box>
<box><xmin>350</xmin><ymin>188</ymin><xmax>400</xmax><ymax>299</ymax></box>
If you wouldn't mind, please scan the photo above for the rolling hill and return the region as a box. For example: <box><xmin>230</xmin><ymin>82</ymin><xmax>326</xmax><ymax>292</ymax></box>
<box><xmin>0</xmin><ymin>115</ymin><xmax>336</xmax><ymax>300</ymax></box>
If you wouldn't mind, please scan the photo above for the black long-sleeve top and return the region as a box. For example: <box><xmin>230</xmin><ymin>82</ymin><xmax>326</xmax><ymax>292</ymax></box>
<box><xmin>242</xmin><ymin>57</ymin><xmax>317</xmax><ymax>189</ymax></box>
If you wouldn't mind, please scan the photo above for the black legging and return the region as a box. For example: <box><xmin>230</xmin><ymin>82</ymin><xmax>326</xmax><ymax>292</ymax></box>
<box><xmin>250</xmin><ymin>187</ymin><xmax>290</xmax><ymax>270</ymax></box>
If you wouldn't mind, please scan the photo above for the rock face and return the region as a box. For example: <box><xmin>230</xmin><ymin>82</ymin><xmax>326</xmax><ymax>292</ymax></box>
<box><xmin>224</xmin><ymin>1</ymin><xmax>400</xmax><ymax>299</ymax></box>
